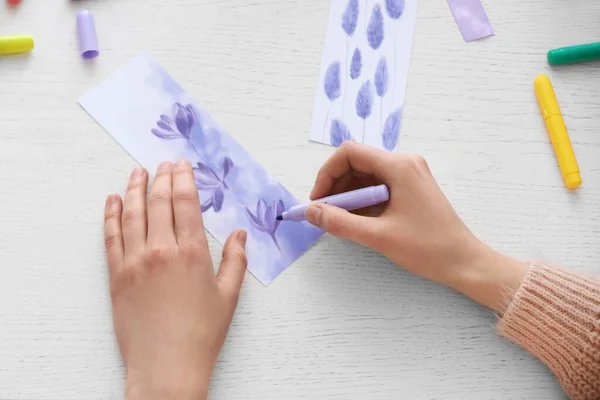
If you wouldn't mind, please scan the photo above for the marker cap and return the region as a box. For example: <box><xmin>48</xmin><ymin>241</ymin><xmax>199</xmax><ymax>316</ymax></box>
<box><xmin>0</xmin><ymin>35</ymin><xmax>34</xmax><ymax>55</ymax></box>
<box><xmin>547</xmin><ymin>42</ymin><xmax>600</xmax><ymax>66</ymax></box>
<box><xmin>564</xmin><ymin>172</ymin><xmax>582</xmax><ymax>190</ymax></box>
<box><xmin>371</xmin><ymin>184</ymin><xmax>390</xmax><ymax>204</ymax></box>
<box><xmin>77</xmin><ymin>10</ymin><xmax>99</xmax><ymax>59</ymax></box>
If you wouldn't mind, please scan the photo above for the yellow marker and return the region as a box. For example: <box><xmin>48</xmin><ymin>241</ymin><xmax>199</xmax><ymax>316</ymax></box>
<box><xmin>0</xmin><ymin>35</ymin><xmax>34</xmax><ymax>55</ymax></box>
<box><xmin>534</xmin><ymin>74</ymin><xmax>582</xmax><ymax>189</ymax></box>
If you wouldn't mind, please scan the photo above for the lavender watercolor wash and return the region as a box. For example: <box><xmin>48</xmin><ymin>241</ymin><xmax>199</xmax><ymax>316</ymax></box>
<box><xmin>309</xmin><ymin>0</ymin><xmax>418</xmax><ymax>151</ymax></box>
<box><xmin>78</xmin><ymin>53</ymin><xmax>324</xmax><ymax>285</ymax></box>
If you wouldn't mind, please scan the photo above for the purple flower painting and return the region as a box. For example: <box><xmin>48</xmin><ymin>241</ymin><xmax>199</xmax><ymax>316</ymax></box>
<box><xmin>151</xmin><ymin>102</ymin><xmax>196</xmax><ymax>140</ymax></box>
<box><xmin>79</xmin><ymin>53</ymin><xmax>324</xmax><ymax>285</ymax></box>
<box><xmin>151</xmin><ymin>102</ymin><xmax>209</xmax><ymax>165</ymax></box>
<box><xmin>309</xmin><ymin>0</ymin><xmax>418</xmax><ymax>152</ymax></box>
<box><xmin>245</xmin><ymin>198</ymin><xmax>285</xmax><ymax>251</ymax></box>
<box><xmin>193</xmin><ymin>157</ymin><xmax>232</xmax><ymax>212</ymax></box>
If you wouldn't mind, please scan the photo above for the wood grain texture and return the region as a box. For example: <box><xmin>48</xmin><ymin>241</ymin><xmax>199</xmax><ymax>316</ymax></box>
<box><xmin>0</xmin><ymin>0</ymin><xmax>599</xmax><ymax>398</ymax></box>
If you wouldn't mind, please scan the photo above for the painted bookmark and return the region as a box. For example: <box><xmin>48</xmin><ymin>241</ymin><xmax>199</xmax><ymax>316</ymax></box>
<box><xmin>446</xmin><ymin>0</ymin><xmax>494</xmax><ymax>42</ymax></box>
<box><xmin>78</xmin><ymin>53</ymin><xmax>324</xmax><ymax>286</ymax></box>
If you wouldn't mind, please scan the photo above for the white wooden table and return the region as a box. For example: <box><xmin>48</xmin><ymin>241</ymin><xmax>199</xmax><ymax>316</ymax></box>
<box><xmin>1</xmin><ymin>1</ymin><xmax>599</xmax><ymax>399</ymax></box>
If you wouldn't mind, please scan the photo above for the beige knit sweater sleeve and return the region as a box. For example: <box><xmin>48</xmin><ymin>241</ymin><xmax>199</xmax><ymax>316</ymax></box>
<box><xmin>497</xmin><ymin>263</ymin><xmax>600</xmax><ymax>400</ymax></box>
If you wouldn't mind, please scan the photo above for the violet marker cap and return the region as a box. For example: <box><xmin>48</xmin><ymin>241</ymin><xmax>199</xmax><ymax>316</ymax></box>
<box><xmin>77</xmin><ymin>10</ymin><xmax>99</xmax><ymax>59</ymax></box>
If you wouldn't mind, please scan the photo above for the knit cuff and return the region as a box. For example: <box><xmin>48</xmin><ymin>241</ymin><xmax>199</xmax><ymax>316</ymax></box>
<box><xmin>497</xmin><ymin>262</ymin><xmax>600</xmax><ymax>400</ymax></box>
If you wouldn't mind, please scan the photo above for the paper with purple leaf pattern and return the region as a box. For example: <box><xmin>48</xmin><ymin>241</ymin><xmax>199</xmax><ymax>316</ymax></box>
<box><xmin>79</xmin><ymin>53</ymin><xmax>324</xmax><ymax>286</ymax></box>
<box><xmin>446</xmin><ymin>0</ymin><xmax>494</xmax><ymax>42</ymax></box>
<box><xmin>309</xmin><ymin>0</ymin><xmax>417</xmax><ymax>151</ymax></box>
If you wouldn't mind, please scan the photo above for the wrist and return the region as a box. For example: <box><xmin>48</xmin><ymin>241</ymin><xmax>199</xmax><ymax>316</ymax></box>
<box><xmin>443</xmin><ymin>243</ymin><xmax>529</xmax><ymax>314</ymax></box>
<box><xmin>125</xmin><ymin>368</ymin><xmax>210</xmax><ymax>400</ymax></box>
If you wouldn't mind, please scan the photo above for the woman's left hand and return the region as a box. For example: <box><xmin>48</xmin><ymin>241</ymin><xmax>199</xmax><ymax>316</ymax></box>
<box><xmin>104</xmin><ymin>160</ymin><xmax>248</xmax><ymax>400</ymax></box>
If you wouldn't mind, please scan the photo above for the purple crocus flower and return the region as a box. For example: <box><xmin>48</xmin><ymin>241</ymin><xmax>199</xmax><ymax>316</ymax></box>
<box><xmin>245</xmin><ymin>198</ymin><xmax>285</xmax><ymax>251</ymax></box>
<box><xmin>151</xmin><ymin>102</ymin><xmax>197</xmax><ymax>140</ymax></box>
<box><xmin>193</xmin><ymin>157</ymin><xmax>233</xmax><ymax>213</ymax></box>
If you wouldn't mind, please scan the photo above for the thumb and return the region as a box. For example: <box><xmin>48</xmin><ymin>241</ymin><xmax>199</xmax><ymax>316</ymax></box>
<box><xmin>217</xmin><ymin>229</ymin><xmax>248</xmax><ymax>306</ymax></box>
<box><xmin>305</xmin><ymin>203</ymin><xmax>381</xmax><ymax>249</ymax></box>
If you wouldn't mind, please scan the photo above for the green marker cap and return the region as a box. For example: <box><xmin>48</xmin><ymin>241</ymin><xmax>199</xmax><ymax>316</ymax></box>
<box><xmin>547</xmin><ymin>41</ymin><xmax>600</xmax><ymax>65</ymax></box>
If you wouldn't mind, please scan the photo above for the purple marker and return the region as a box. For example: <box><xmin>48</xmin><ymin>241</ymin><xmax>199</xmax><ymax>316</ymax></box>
<box><xmin>277</xmin><ymin>185</ymin><xmax>390</xmax><ymax>222</ymax></box>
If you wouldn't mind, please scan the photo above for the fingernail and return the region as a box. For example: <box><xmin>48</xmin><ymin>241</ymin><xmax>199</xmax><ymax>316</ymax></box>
<box><xmin>131</xmin><ymin>167</ymin><xmax>143</xmax><ymax>179</ymax></box>
<box><xmin>157</xmin><ymin>161</ymin><xmax>173</xmax><ymax>172</ymax></box>
<box><xmin>236</xmin><ymin>230</ymin><xmax>247</xmax><ymax>245</ymax></box>
<box><xmin>176</xmin><ymin>159</ymin><xmax>190</xmax><ymax>167</ymax></box>
<box><xmin>305</xmin><ymin>205</ymin><xmax>322</xmax><ymax>227</ymax></box>
<box><xmin>106</xmin><ymin>194</ymin><xmax>120</xmax><ymax>211</ymax></box>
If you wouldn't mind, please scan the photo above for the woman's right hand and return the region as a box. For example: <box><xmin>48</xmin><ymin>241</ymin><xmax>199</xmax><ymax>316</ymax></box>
<box><xmin>306</xmin><ymin>141</ymin><xmax>527</xmax><ymax>313</ymax></box>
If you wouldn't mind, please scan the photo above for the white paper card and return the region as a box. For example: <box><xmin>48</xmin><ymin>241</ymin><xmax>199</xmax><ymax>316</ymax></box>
<box><xmin>309</xmin><ymin>0</ymin><xmax>418</xmax><ymax>151</ymax></box>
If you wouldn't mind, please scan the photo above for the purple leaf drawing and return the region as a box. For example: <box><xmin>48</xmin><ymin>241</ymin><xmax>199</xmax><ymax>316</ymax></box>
<box><xmin>330</xmin><ymin>119</ymin><xmax>354</xmax><ymax>147</ymax></box>
<box><xmin>151</xmin><ymin>103</ymin><xmax>196</xmax><ymax>140</ymax></box>
<box><xmin>341</xmin><ymin>0</ymin><xmax>359</xmax><ymax>36</ymax></box>
<box><xmin>375</xmin><ymin>57</ymin><xmax>388</xmax><ymax>132</ymax></box>
<box><xmin>341</xmin><ymin>0</ymin><xmax>359</xmax><ymax>116</ymax></box>
<box><xmin>356</xmin><ymin>80</ymin><xmax>373</xmax><ymax>143</ymax></box>
<box><xmin>367</xmin><ymin>5</ymin><xmax>385</xmax><ymax>50</ymax></box>
<box><xmin>324</xmin><ymin>61</ymin><xmax>341</xmax><ymax>101</ymax></box>
<box><xmin>356</xmin><ymin>80</ymin><xmax>373</xmax><ymax>119</ymax></box>
<box><xmin>382</xmin><ymin>108</ymin><xmax>402</xmax><ymax>151</ymax></box>
<box><xmin>375</xmin><ymin>57</ymin><xmax>388</xmax><ymax>97</ymax></box>
<box><xmin>385</xmin><ymin>0</ymin><xmax>405</xmax><ymax>19</ymax></box>
<box><xmin>245</xmin><ymin>198</ymin><xmax>285</xmax><ymax>251</ymax></box>
<box><xmin>350</xmin><ymin>48</ymin><xmax>362</xmax><ymax>80</ymax></box>
<box><xmin>385</xmin><ymin>0</ymin><xmax>404</xmax><ymax>105</ymax></box>
<box><xmin>193</xmin><ymin>157</ymin><xmax>233</xmax><ymax>213</ymax></box>
<box><xmin>323</xmin><ymin>61</ymin><xmax>341</xmax><ymax>140</ymax></box>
